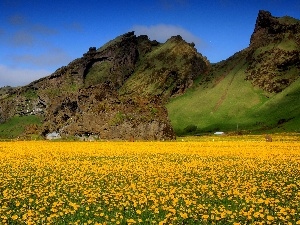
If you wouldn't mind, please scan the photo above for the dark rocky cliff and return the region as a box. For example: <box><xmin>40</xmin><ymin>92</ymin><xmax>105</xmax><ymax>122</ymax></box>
<box><xmin>250</xmin><ymin>10</ymin><xmax>300</xmax><ymax>48</ymax></box>
<box><xmin>245</xmin><ymin>10</ymin><xmax>300</xmax><ymax>93</ymax></box>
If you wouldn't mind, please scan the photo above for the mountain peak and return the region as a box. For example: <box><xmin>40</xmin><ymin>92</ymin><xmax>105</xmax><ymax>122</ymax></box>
<box><xmin>256</xmin><ymin>10</ymin><xmax>274</xmax><ymax>27</ymax></box>
<box><xmin>167</xmin><ymin>35</ymin><xmax>184</xmax><ymax>42</ymax></box>
<box><xmin>250</xmin><ymin>10</ymin><xmax>300</xmax><ymax>47</ymax></box>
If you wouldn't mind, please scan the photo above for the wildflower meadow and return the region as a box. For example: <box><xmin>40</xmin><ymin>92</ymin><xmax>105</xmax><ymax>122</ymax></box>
<box><xmin>0</xmin><ymin>139</ymin><xmax>300</xmax><ymax>224</ymax></box>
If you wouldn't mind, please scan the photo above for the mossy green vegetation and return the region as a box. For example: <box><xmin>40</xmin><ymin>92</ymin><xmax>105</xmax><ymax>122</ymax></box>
<box><xmin>120</xmin><ymin>36</ymin><xmax>208</xmax><ymax>99</ymax></box>
<box><xmin>278</xmin><ymin>16</ymin><xmax>300</xmax><ymax>24</ymax></box>
<box><xmin>85</xmin><ymin>61</ymin><xmax>112</xmax><ymax>87</ymax></box>
<box><xmin>277</xmin><ymin>35</ymin><xmax>298</xmax><ymax>51</ymax></box>
<box><xmin>23</xmin><ymin>89</ymin><xmax>38</xmax><ymax>99</ymax></box>
<box><xmin>97</xmin><ymin>34</ymin><xmax>123</xmax><ymax>52</ymax></box>
<box><xmin>0</xmin><ymin>115</ymin><xmax>43</xmax><ymax>139</ymax></box>
<box><xmin>109</xmin><ymin>111</ymin><xmax>126</xmax><ymax>126</ymax></box>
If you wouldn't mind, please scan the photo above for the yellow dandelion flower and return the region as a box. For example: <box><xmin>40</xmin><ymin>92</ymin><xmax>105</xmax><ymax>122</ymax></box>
<box><xmin>202</xmin><ymin>214</ymin><xmax>209</xmax><ymax>220</ymax></box>
<box><xmin>267</xmin><ymin>215</ymin><xmax>274</xmax><ymax>221</ymax></box>
<box><xmin>127</xmin><ymin>218</ymin><xmax>136</xmax><ymax>223</ymax></box>
<box><xmin>169</xmin><ymin>208</ymin><xmax>176</xmax><ymax>214</ymax></box>
<box><xmin>11</xmin><ymin>215</ymin><xmax>18</xmax><ymax>220</ymax></box>
<box><xmin>180</xmin><ymin>212</ymin><xmax>188</xmax><ymax>219</ymax></box>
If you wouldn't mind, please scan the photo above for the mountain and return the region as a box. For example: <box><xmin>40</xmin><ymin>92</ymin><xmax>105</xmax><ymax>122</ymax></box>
<box><xmin>0</xmin><ymin>32</ymin><xmax>209</xmax><ymax>140</ymax></box>
<box><xmin>1</xmin><ymin>10</ymin><xmax>299</xmax><ymax>139</ymax></box>
<box><xmin>167</xmin><ymin>10</ymin><xmax>300</xmax><ymax>135</ymax></box>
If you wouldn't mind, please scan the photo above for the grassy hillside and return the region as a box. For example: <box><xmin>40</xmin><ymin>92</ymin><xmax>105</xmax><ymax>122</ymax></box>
<box><xmin>167</xmin><ymin>51</ymin><xmax>300</xmax><ymax>135</ymax></box>
<box><xmin>85</xmin><ymin>61</ymin><xmax>112</xmax><ymax>87</ymax></box>
<box><xmin>252</xmin><ymin>78</ymin><xmax>300</xmax><ymax>133</ymax></box>
<box><xmin>120</xmin><ymin>36</ymin><xmax>209</xmax><ymax>100</ymax></box>
<box><xmin>0</xmin><ymin>115</ymin><xmax>43</xmax><ymax>139</ymax></box>
<box><xmin>168</xmin><ymin>11</ymin><xmax>300</xmax><ymax>136</ymax></box>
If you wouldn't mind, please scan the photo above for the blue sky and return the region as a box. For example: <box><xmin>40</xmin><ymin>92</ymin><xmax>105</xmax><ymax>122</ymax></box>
<box><xmin>0</xmin><ymin>0</ymin><xmax>299</xmax><ymax>87</ymax></box>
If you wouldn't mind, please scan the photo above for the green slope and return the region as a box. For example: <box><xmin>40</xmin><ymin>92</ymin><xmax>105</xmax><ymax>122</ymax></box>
<box><xmin>167</xmin><ymin>52</ymin><xmax>300</xmax><ymax>135</ymax></box>
<box><xmin>0</xmin><ymin>115</ymin><xmax>43</xmax><ymax>139</ymax></box>
<box><xmin>250</xmin><ymin>78</ymin><xmax>300</xmax><ymax>133</ymax></box>
<box><xmin>120</xmin><ymin>36</ymin><xmax>209</xmax><ymax>100</ymax></box>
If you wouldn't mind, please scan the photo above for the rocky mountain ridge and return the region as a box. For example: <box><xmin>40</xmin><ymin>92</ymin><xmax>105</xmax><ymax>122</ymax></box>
<box><xmin>0</xmin><ymin>10</ymin><xmax>299</xmax><ymax>138</ymax></box>
<box><xmin>0</xmin><ymin>31</ymin><xmax>209</xmax><ymax>140</ymax></box>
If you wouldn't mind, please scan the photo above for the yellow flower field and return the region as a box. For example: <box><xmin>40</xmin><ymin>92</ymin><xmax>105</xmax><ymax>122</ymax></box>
<box><xmin>0</xmin><ymin>140</ymin><xmax>300</xmax><ymax>224</ymax></box>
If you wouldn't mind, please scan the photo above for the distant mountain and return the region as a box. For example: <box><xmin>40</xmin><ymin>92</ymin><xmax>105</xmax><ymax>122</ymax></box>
<box><xmin>1</xmin><ymin>10</ymin><xmax>299</xmax><ymax>139</ymax></box>
<box><xmin>167</xmin><ymin>10</ymin><xmax>300</xmax><ymax>135</ymax></box>
<box><xmin>0</xmin><ymin>86</ymin><xmax>16</xmax><ymax>98</ymax></box>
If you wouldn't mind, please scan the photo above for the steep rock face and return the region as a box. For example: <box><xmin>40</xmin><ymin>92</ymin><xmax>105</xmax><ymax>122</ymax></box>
<box><xmin>246</xmin><ymin>10</ymin><xmax>300</xmax><ymax>93</ymax></box>
<box><xmin>0</xmin><ymin>82</ymin><xmax>175</xmax><ymax>140</ymax></box>
<box><xmin>250</xmin><ymin>10</ymin><xmax>300</xmax><ymax>48</ymax></box>
<box><xmin>42</xmin><ymin>84</ymin><xmax>175</xmax><ymax>140</ymax></box>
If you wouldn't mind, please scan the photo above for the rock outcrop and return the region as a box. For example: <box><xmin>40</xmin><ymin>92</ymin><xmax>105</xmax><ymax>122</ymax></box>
<box><xmin>42</xmin><ymin>84</ymin><xmax>175</xmax><ymax>140</ymax></box>
<box><xmin>250</xmin><ymin>10</ymin><xmax>300</xmax><ymax>48</ymax></box>
<box><xmin>246</xmin><ymin>10</ymin><xmax>300</xmax><ymax>93</ymax></box>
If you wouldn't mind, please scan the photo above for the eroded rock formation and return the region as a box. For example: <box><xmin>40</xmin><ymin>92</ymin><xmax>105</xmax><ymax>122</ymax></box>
<box><xmin>246</xmin><ymin>10</ymin><xmax>300</xmax><ymax>93</ymax></box>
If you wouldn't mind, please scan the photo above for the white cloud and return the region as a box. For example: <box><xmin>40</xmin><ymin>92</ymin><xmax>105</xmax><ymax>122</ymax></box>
<box><xmin>64</xmin><ymin>22</ymin><xmax>84</xmax><ymax>33</ymax></box>
<box><xmin>10</xmin><ymin>48</ymin><xmax>72</xmax><ymax>68</ymax></box>
<box><xmin>0</xmin><ymin>64</ymin><xmax>50</xmax><ymax>87</ymax></box>
<box><xmin>132</xmin><ymin>24</ymin><xmax>204</xmax><ymax>50</ymax></box>
<box><xmin>6</xmin><ymin>14</ymin><xmax>58</xmax><ymax>47</ymax></box>
<box><xmin>31</xmin><ymin>24</ymin><xmax>58</xmax><ymax>35</ymax></box>
<box><xmin>9</xmin><ymin>27</ymin><xmax>58</xmax><ymax>47</ymax></box>
<box><xmin>8</xmin><ymin>14</ymin><xmax>27</xmax><ymax>26</ymax></box>
<box><xmin>10</xmin><ymin>30</ymin><xmax>35</xmax><ymax>46</ymax></box>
